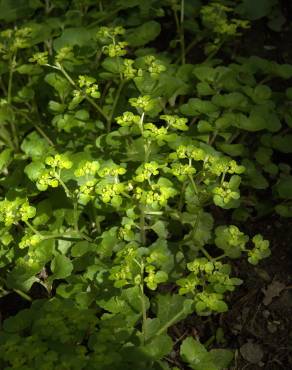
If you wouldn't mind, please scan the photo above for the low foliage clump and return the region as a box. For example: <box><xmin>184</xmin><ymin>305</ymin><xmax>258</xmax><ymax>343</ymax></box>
<box><xmin>0</xmin><ymin>1</ymin><xmax>291</xmax><ymax>369</ymax></box>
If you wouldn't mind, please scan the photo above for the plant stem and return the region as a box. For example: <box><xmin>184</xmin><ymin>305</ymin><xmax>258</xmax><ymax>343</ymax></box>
<box><xmin>209</xmin><ymin>130</ymin><xmax>218</xmax><ymax>146</ymax></box>
<box><xmin>180</xmin><ymin>0</ymin><xmax>185</xmax><ymax>64</ymax></box>
<box><xmin>88</xmin><ymin>6</ymin><xmax>123</xmax><ymax>27</ymax></box>
<box><xmin>140</xmin><ymin>206</ymin><xmax>146</xmax><ymax>245</ymax></box>
<box><xmin>85</xmin><ymin>95</ymin><xmax>110</xmax><ymax>122</ymax></box>
<box><xmin>14</xmin><ymin>289</ymin><xmax>32</xmax><ymax>301</ymax></box>
<box><xmin>107</xmin><ymin>80</ymin><xmax>126</xmax><ymax>132</ymax></box>
<box><xmin>43</xmin><ymin>234</ymin><xmax>87</xmax><ymax>242</ymax></box>
<box><xmin>73</xmin><ymin>199</ymin><xmax>79</xmax><ymax>232</ymax></box>
<box><xmin>55</xmin><ymin>172</ymin><xmax>71</xmax><ymax>198</ymax></box>
<box><xmin>7</xmin><ymin>52</ymin><xmax>19</xmax><ymax>151</ymax></box>
<box><xmin>155</xmin><ymin>308</ymin><xmax>185</xmax><ymax>337</ymax></box>
<box><xmin>24</xmin><ymin>220</ymin><xmax>42</xmax><ymax>235</ymax></box>
<box><xmin>139</xmin><ymin>261</ymin><xmax>147</xmax><ymax>345</ymax></box>
<box><xmin>188</xmin><ymin>175</ymin><xmax>198</xmax><ymax>195</ymax></box>
<box><xmin>140</xmin><ymin>285</ymin><xmax>147</xmax><ymax>345</ymax></box>
<box><xmin>200</xmin><ymin>246</ymin><xmax>213</xmax><ymax>261</ymax></box>
<box><xmin>34</xmin><ymin>123</ymin><xmax>55</xmax><ymax>147</ymax></box>
<box><xmin>173</xmin><ymin>1</ymin><xmax>185</xmax><ymax>64</ymax></box>
<box><xmin>178</xmin><ymin>181</ymin><xmax>187</xmax><ymax>212</ymax></box>
<box><xmin>214</xmin><ymin>253</ymin><xmax>226</xmax><ymax>261</ymax></box>
<box><xmin>16</xmin><ymin>108</ymin><xmax>55</xmax><ymax>147</ymax></box>
<box><xmin>7</xmin><ymin>53</ymin><xmax>16</xmax><ymax>105</ymax></box>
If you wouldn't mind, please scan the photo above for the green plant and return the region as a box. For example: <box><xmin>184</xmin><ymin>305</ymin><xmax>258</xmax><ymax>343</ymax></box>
<box><xmin>0</xmin><ymin>1</ymin><xmax>290</xmax><ymax>369</ymax></box>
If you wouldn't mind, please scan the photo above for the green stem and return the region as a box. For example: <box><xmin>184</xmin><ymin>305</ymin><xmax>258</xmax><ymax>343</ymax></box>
<box><xmin>43</xmin><ymin>234</ymin><xmax>87</xmax><ymax>242</ymax></box>
<box><xmin>85</xmin><ymin>95</ymin><xmax>110</xmax><ymax>122</ymax></box>
<box><xmin>107</xmin><ymin>80</ymin><xmax>126</xmax><ymax>132</ymax></box>
<box><xmin>140</xmin><ymin>280</ymin><xmax>147</xmax><ymax>345</ymax></box>
<box><xmin>34</xmin><ymin>123</ymin><xmax>55</xmax><ymax>147</ymax></box>
<box><xmin>209</xmin><ymin>130</ymin><xmax>218</xmax><ymax>146</ymax></box>
<box><xmin>14</xmin><ymin>289</ymin><xmax>32</xmax><ymax>302</ymax></box>
<box><xmin>24</xmin><ymin>220</ymin><xmax>41</xmax><ymax>235</ymax></box>
<box><xmin>79</xmin><ymin>232</ymin><xmax>93</xmax><ymax>242</ymax></box>
<box><xmin>188</xmin><ymin>175</ymin><xmax>198</xmax><ymax>195</ymax></box>
<box><xmin>7</xmin><ymin>53</ymin><xmax>16</xmax><ymax>104</ymax></box>
<box><xmin>7</xmin><ymin>52</ymin><xmax>19</xmax><ymax>150</ymax></box>
<box><xmin>204</xmin><ymin>41</ymin><xmax>224</xmax><ymax>62</ymax></box>
<box><xmin>221</xmin><ymin>171</ymin><xmax>226</xmax><ymax>185</ymax></box>
<box><xmin>200</xmin><ymin>246</ymin><xmax>213</xmax><ymax>261</ymax></box>
<box><xmin>88</xmin><ymin>6</ymin><xmax>123</xmax><ymax>27</ymax></box>
<box><xmin>16</xmin><ymin>108</ymin><xmax>55</xmax><ymax>147</ymax></box>
<box><xmin>139</xmin><ymin>112</ymin><xmax>145</xmax><ymax>134</ymax></box>
<box><xmin>140</xmin><ymin>206</ymin><xmax>146</xmax><ymax>245</ymax></box>
<box><xmin>155</xmin><ymin>308</ymin><xmax>185</xmax><ymax>337</ymax></box>
<box><xmin>144</xmin><ymin>140</ymin><xmax>151</xmax><ymax>162</ymax></box>
<box><xmin>180</xmin><ymin>0</ymin><xmax>185</xmax><ymax>64</ymax></box>
<box><xmin>73</xmin><ymin>199</ymin><xmax>79</xmax><ymax>232</ymax></box>
<box><xmin>214</xmin><ymin>254</ymin><xmax>226</xmax><ymax>261</ymax></box>
<box><xmin>55</xmin><ymin>173</ymin><xmax>71</xmax><ymax>198</ymax></box>
<box><xmin>178</xmin><ymin>181</ymin><xmax>187</xmax><ymax>212</ymax></box>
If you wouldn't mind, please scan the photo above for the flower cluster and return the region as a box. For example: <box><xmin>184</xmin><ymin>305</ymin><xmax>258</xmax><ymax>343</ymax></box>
<box><xmin>177</xmin><ymin>257</ymin><xmax>242</xmax><ymax>314</ymax></box>
<box><xmin>78</xmin><ymin>75</ymin><xmax>100</xmax><ymax>99</ymax></box>
<box><xmin>0</xmin><ymin>198</ymin><xmax>36</xmax><ymax>227</ymax></box>
<box><xmin>248</xmin><ymin>234</ymin><xmax>271</xmax><ymax>265</ymax></box>
<box><xmin>129</xmin><ymin>95</ymin><xmax>155</xmax><ymax>112</ymax></box>
<box><xmin>116</xmin><ymin>111</ymin><xmax>140</xmax><ymax>127</ymax></box>
<box><xmin>160</xmin><ymin>115</ymin><xmax>189</xmax><ymax>131</ymax></box>
<box><xmin>215</xmin><ymin>225</ymin><xmax>249</xmax><ymax>258</ymax></box>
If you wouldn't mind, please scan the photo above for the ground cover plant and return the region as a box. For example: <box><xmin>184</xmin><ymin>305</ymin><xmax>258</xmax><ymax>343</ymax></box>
<box><xmin>0</xmin><ymin>1</ymin><xmax>291</xmax><ymax>369</ymax></box>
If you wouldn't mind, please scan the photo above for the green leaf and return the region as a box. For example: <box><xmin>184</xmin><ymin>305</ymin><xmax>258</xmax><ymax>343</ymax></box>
<box><xmin>276</xmin><ymin>176</ymin><xmax>292</xmax><ymax>199</ymax></box>
<box><xmin>155</xmin><ymin>294</ymin><xmax>193</xmax><ymax>332</ymax></box>
<box><xmin>97</xmin><ymin>227</ymin><xmax>118</xmax><ymax>258</ymax></box>
<box><xmin>212</xmin><ymin>92</ymin><xmax>249</xmax><ymax>110</ymax></box>
<box><xmin>236</xmin><ymin>105</ymin><xmax>281</xmax><ymax>132</ymax></box>
<box><xmin>50</xmin><ymin>254</ymin><xmax>73</xmax><ymax>280</ymax></box>
<box><xmin>140</xmin><ymin>334</ymin><xmax>173</xmax><ymax>360</ymax></box>
<box><xmin>193</xmin><ymin>65</ymin><xmax>217</xmax><ymax>83</ymax></box>
<box><xmin>16</xmin><ymin>64</ymin><xmax>42</xmax><ymax>75</ymax></box>
<box><xmin>0</xmin><ymin>0</ymin><xmax>42</xmax><ymax>22</ymax></box>
<box><xmin>116</xmin><ymin>0</ymin><xmax>143</xmax><ymax>7</ymax></box>
<box><xmin>275</xmin><ymin>202</ymin><xmax>292</xmax><ymax>217</ymax></box>
<box><xmin>101</xmin><ymin>57</ymin><xmax>123</xmax><ymax>74</ymax></box>
<box><xmin>272</xmin><ymin>134</ymin><xmax>292</xmax><ymax>153</ymax></box>
<box><xmin>53</xmin><ymin>27</ymin><xmax>92</xmax><ymax>50</ymax></box>
<box><xmin>71</xmin><ymin>241</ymin><xmax>96</xmax><ymax>257</ymax></box>
<box><xmin>253</xmin><ymin>85</ymin><xmax>272</xmax><ymax>102</ymax></box>
<box><xmin>180</xmin><ymin>337</ymin><xmax>232</xmax><ymax>370</ymax></box>
<box><xmin>45</xmin><ymin>73</ymin><xmax>71</xmax><ymax>100</ymax></box>
<box><xmin>242</xmin><ymin>159</ymin><xmax>269</xmax><ymax>189</ymax></box>
<box><xmin>125</xmin><ymin>21</ymin><xmax>161</xmax><ymax>47</ymax></box>
<box><xmin>215</xmin><ymin>225</ymin><xmax>248</xmax><ymax>259</ymax></box>
<box><xmin>24</xmin><ymin>161</ymin><xmax>45</xmax><ymax>181</ymax></box>
<box><xmin>209</xmin><ymin>349</ymin><xmax>234</xmax><ymax>368</ymax></box>
<box><xmin>236</xmin><ymin>0</ymin><xmax>277</xmax><ymax>20</ymax></box>
<box><xmin>180</xmin><ymin>337</ymin><xmax>208</xmax><ymax>367</ymax></box>
<box><xmin>21</xmin><ymin>132</ymin><xmax>50</xmax><ymax>160</ymax></box>
<box><xmin>217</xmin><ymin>143</ymin><xmax>247</xmax><ymax>157</ymax></box>
<box><xmin>6</xmin><ymin>259</ymin><xmax>40</xmax><ymax>292</ymax></box>
<box><xmin>0</xmin><ymin>148</ymin><xmax>12</xmax><ymax>172</ymax></box>
<box><xmin>151</xmin><ymin>220</ymin><xmax>168</xmax><ymax>239</ymax></box>
<box><xmin>180</xmin><ymin>98</ymin><xmax>218</xmax><ymax>115</ymax></box>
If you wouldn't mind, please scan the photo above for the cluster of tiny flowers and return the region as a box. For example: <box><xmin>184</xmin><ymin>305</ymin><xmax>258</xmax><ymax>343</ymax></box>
<box><xmin>78</xmin><ymin>75</ymin><xmax>100</xmax><ymax>99</ymax></box>
<box><xmin>0</xmin><ymin>198</ymin><xmax>36</xmax><ymax>226</ymax></box>
<box><xmin>74</xmin><ymin>161</ymin><xmax>100</xmax><ymax>177</ymax></box>
<box><xmin>160</xmin><ymin>115</ymin><xmax>189</xmax><ymax>131</ymax></box>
